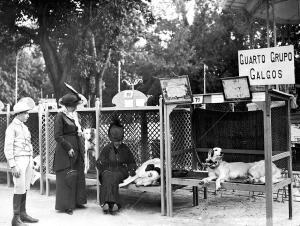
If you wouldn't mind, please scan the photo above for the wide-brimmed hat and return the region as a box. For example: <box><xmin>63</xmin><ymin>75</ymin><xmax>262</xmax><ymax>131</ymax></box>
<box><xmin>108</xmin><ymin>119</ymin><xmax>124</xmax><ymax>142</ymax></box>
<box><xmin>59</xmin><ymin>93</ymin><xmax>82</xmax><ymax>107</ymax></box>
<box><xmin>13</xmin><ymin>97</ymin><xmax>35</xmax><ymax>114</ymax></box>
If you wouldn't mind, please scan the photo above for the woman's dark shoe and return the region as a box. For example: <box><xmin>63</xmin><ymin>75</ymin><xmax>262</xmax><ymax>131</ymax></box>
<box><xmin>65</xmin><ymin>209</ymin><xmax>73</xmax><ymax>215</ymax></box>
<box><xmin>109</xmin><ymin>203</ymin><xmax>119</xmax><ymax>214</ymax></box>
<box><xmin>101</xmin><ymin>203</ymin><xmax>109</xmax><ymax>213</ymax></box>
<box><xmin>76</xmin><ymin>204</ymin><xmax>86</xmax><ymax>209</ymax></box>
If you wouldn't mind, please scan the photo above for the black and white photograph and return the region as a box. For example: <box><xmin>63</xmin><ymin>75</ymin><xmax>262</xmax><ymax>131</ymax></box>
<box><xmin>0</xmin><ymin>0</ymin><xmax>300</xmax><ymax>226</ymax></box>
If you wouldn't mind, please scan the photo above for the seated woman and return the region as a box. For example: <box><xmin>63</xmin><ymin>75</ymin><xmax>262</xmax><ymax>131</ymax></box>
<box><xmin>96</xmin><ymin>119</ymin><xmax>137</xmax><ymax>214</ymax></box>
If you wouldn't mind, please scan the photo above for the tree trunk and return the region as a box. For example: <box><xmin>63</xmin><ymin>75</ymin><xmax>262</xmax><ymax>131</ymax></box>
<box><xmin>38</xmin><ymin>3</ymin><xmax>68</xmax><ymax>103</ymax></box>
<box><xmin>97</xmin><ymin>48</ymin><xmax>111</xmax><ymax>107</ymax></box>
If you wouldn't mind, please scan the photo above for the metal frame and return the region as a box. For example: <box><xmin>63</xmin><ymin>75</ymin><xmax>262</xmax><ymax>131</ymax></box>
<box><xmin>163</xmin><ymin>89</ymin><xmax>293</xmax><ymax>226</ymax></box>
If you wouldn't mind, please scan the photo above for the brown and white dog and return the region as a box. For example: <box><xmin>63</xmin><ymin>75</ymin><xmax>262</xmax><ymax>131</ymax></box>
<box><xmin>83</xmin><ymin>128</ymin><xmax>96</xmax><ymax>174</ymax></box>
<box><xmin>199</xmin><ymin>147</ymin><xmax>282</xmax><ymax>190</ymax></box>
<box><xmin>119</xmin><ymin>158</ymin><xmax>161</xmax><ymax>187</ymax></box>
<box><xmin>199</xmin><ymin>147</ymin><xmax>255</xmax><ymax>190</ymax></box>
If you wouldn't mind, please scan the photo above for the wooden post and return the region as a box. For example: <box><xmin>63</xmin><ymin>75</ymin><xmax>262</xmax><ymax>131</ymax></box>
<box><xmin>159</xmin><ymin>98</ymin><xmax>166</xmax><ymax>216</ymax></box>
<box><xmin>95</xmin><ymin>98</ymin><xmax>100</xmax><ymax>204</ymax></box>
<box><xmin>45</xmin><ymin>109</ymin><xmax>50</xmax><ymax>196</ymax></box>
<box><xmin>286</xmin><ymin>97</ymin><xmax>293</xmax><ymax>219</ymax></box>
<box><xmin>6</xmin><ymin>104</ymin><xmax>11</xmax><ymax>187</ymax></box>
<box><xmin>38</xmin><ymin>101</ymin><xmax>44</xmax><ymax>195</ymax></box>
<box><xmin>164</xmin><ymin>103</ymin><xmax>176</xmax><ymax>216</ymax></box>
<box><xmin>264</xmin><ymin>89</ymin><xmax>273</xmax><ymax>226</ymax></box>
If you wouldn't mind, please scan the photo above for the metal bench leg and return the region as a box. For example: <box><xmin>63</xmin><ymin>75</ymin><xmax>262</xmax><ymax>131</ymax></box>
<box><xmin>192</xmin><ymin>186</ymin><xmax>198</xmax><ymax>206</ymax></box>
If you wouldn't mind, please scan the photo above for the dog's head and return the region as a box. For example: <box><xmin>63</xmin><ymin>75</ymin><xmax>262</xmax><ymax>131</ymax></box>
<box><xmin>204</xmin><ymin>147</ymin><xmax>223</xmax><ymax>169</ymax></box>
<box><xmin>33</xmin><ymin>155</ymin><xmax>41</xmax><ymax>171</ymax></box>
<box><xmin>83</xmin><ymin>128</ymin><xmax>96</xmax><ymax>141</ymax></box>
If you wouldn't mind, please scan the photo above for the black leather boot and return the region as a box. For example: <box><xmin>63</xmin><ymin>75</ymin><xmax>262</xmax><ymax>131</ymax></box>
<box><xmin>20</xmin><ymin>193</ymin><xmax>39</xmax><ymax>223</ymax></box>
<box><xmin>12</xmin><ymin>194</ymin><xmax>28</xmax><ymax>226</ymax></box>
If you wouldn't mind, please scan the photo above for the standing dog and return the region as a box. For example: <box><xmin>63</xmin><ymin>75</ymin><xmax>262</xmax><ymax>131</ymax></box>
<box><xmin>83</xmin><ymin>128</ymin><xmax>96</xmax><ymax>173</ymax></box>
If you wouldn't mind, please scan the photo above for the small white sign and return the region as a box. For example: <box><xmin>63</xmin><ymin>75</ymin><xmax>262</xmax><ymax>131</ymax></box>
<box><xmin>135</xmin><ymin>99</ymin><xmax>145</xmax><ymax>107</ymax></box>
<box><xmin>238</xmin><ymin>45</ymin><xmax>295</xmax><ymax>86</ymax></box>
<box><xmin>124</xmin><ymin>99</ymin><xmax>134</xmax><ymax>107</ymax></box>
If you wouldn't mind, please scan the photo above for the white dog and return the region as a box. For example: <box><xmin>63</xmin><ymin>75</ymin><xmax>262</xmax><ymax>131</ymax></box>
<box><xmin>248</xmin><ymin>160</ymin><xmax>282</xmax><ymax>184</ymax></box>
<box><xmin>119</xmin><ymin>158</ymin><xmax>160</xmax><ymax>187</ymax></box>
<box><xmin>199</xmin><ymin>147</ymin><xmax>255</xmax><ymax>190</ymax></box>
<box><xmin>199</xmin><ymin>147</ymin><xmax>283</xmax><ymax>190</ymax></box>
<box><xmin>83</xmin><ymin>128</ymin><xmax>96</xmax><ymax>174</ymax></box>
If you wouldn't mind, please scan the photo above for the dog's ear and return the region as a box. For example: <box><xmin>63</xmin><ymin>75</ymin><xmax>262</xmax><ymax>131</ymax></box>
<box><xmin>207</xmin><ymin>149</ymin><xmax>213</xmax><ymax>158</ymax></box>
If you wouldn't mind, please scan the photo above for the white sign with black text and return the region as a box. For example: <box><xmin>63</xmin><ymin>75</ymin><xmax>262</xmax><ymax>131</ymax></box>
<box><xmin>238</xmin><ymin>45</ymin><xmax>295</xmax><ymax>85</ymax></box>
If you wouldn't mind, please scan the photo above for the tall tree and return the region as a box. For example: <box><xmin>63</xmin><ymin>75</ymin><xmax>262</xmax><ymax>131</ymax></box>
<box><xmin>0</xmin><ymin>0</ymin><xmax>152</xmax><ymax>105</ymax></box>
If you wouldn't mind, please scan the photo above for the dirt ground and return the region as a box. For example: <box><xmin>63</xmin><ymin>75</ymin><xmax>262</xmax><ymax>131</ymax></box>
<box><xmin>0</xmin><ymin>172</ymin><xmax>300</xmax><ymax>226</ymax></box>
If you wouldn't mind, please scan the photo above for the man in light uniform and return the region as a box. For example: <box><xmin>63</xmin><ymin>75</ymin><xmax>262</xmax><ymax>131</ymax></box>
<box><xmin>4</xmin><ymin>99</ymin><xmax>39</xmax><ymax>226</ymax></box>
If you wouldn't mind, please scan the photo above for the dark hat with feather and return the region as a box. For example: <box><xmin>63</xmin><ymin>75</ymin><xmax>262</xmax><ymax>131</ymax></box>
<box><xmin>108</xmin><ymin>118</ymin><xmax>124</xmax><ymax>142</ymax></box>
<box><xmin>59</xmin><ymin>83</ymin><xmax>83</xmax><ymax>107</ymax></box>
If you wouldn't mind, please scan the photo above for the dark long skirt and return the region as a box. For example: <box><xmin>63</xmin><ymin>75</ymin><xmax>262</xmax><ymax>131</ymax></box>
<box><xmin>55</xmin><ymin>157</ymin><xmax>87</xmax><ymax>211</ymax></box>
<box><xmin>100</xmin><ymin>170</ymin><xmax>124</xmax><ymax>206</ymax></box>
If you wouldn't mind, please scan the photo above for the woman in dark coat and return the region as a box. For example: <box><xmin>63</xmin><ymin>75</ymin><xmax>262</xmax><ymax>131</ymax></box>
<box><xmin>96</xmin><ymin>119</ymin><xmax>137</xmax><ymax>214</ymax></box>
<box><xmin>53</xmin><ymin>92</ymin><xmax>87</xmax><ymax>215</ymax></box>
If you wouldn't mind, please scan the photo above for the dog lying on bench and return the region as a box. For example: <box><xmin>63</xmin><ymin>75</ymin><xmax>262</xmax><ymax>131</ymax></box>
<box><xmin>199</xmin><ymin>147</ymin><xmax>282</xmax><ymax>190</ymax></box>
<box><xmin>119</xmin><ymin>158</ymin><xmax>160</xmax><ymax>187</ymax></box>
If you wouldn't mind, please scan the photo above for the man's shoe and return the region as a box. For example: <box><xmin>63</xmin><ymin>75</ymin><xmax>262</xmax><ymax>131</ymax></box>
<box><xmin>20</xmin><ymin>213</ymin><xmax>39</xmax><ymax>223</ymax></box>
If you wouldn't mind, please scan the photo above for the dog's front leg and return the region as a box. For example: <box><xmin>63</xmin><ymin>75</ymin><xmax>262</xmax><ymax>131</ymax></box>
<box><xmin>199</xmin><ymin>175</ymin><xmax>217</xmax><ymax>186</ymax></box>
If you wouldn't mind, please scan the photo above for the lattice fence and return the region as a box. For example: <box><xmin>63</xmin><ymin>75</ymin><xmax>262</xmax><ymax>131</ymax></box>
<box><xmin>170</xmin><ymin>108</ymin><xmax>194</xmax><ymax>170</ymax></box>
<box><xmin>0</xmin><ymin>113</ymin><xmax>8</xmax><ymax>163</ymax></box>
<box><xmin>42</xmin><ymin>110</ymin><xmax>97</xmax><ymax>174</ymax></box>
<box><xmin>98</xmin><ymin>109</ymin><xmax>160</xmax><ymax>167</ymax></box>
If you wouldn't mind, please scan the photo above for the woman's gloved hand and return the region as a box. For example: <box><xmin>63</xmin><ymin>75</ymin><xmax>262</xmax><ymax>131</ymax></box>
<box><xmin>129</xmin><ymin>169</ymin><xmax>136</xmax><ymax>177</ymax></box>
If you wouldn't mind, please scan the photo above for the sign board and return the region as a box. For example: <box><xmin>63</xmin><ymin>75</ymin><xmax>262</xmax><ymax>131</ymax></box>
<box><xmin>112</xmin><ymin>90</ymin><xmax>147</xmax><ymax>107</ymax></box>
<box><xmin>238</xmin><ymin>45</ymin><xmax>295</xmax><ymax>86</ymax></box>
<box><xmin>159</xmin><ymin>75</ymin><xmax>192</xmax><ymax>104</ymax></box>
<box><xmin>221</xmin><ymin>76</ymin><xmax>252</xmax><ymax>101</ymax></box>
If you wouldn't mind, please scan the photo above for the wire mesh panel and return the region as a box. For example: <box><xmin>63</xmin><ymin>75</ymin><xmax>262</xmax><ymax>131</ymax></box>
<box><xmin>0</xmin><ymin>113</ymin><xmax>8</xmax><ymax>163</ymax></box>
<box><xmin>170</xmin><ymin>109</ymin><xmax>193</xmax><ymax>170</ymax></box>
<box><xmin>98</xmin><ymin>109</ymin><xmax>160</xmax><ymax>166</ymax></box>
<box><xmin>271</xmin><ymin>104</ymin><xmax>289</xmax><ymax>171</ymax></box>
<box><xmin>26</xmin><ymin>112</ymin><xmax>40</xmax><ymax>157</ymax></box>
<box><xmin>43</xmin><ymin>110</ymin><xmax>97</xmax><ymax>174</ymax></box>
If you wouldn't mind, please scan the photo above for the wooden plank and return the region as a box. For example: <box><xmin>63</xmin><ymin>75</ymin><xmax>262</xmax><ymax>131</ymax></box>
<box><xmin>171</xmin><ymin>178</ymin><xmax>267</xmax><ymax>192</ymax></box>
<box><xmin>195</xmin><ymin>148</ymin><xmax>266</xmax><ymax>155</ymax></box>
<box><xmin>272</xmin><ymin>178</ymin><xmax>292</xmax><ymax>190</ymax></box>
<box><xmin>272</xmin><ymin>151</ymin><xmax>290</xmax><ymax>162</ymax></box>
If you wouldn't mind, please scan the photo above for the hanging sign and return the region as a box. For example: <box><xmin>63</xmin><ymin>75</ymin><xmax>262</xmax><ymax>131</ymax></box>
<box><xmin>159</xmin><ymin>75</ymin><xmax>193</xmax><ymax>104</ymax></box>
<box><xmin>238</xmin><ymin>45</ymin><xmax>295</xmax><ymax>86</ymax></box>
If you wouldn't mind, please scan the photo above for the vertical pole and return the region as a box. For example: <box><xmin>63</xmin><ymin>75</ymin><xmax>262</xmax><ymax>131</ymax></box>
<box><xmin>286</xmin><ymin>97</ymin><xmax>293</xmax><ymax>219</ymax></box>
<box><xmin>203</xmin><ymin>64</ymin><xmax>206</xmax><ymax>94</ymax></box>
<box><xmin>265</xmin><ymin>2</ymin><xmax>273</xmax><ymax>225</ymax></box>
<box><xmin>15</xmin><ymin>52</ymin><xmax>19</xmax><ymax>104</ymax></box>
<box><xmin>118</xmin><ymin>61</ymin><xmax>121</xmax><ymax>93</ymax></box>
<box><xmin>164</xmin><ymin>104</ymin><xmax>176</xmax><ymax>217</ymax></box>
<box><xmin>264</xmin><ymin>90</ymin><xmax>273</xmax><ymax>226</ymax></box>
<box><xmin>159</xmin><ymin>98</ymin><xmax>166</xmax><ymax>216</ymax></box>
<box><xmin>6</xmin><ymin>104</ymin><xmax>11</xmax><ymax>187</ymax></box>
<box><xmin>45</xmin><ymin>109</ymin><xmax>50</xmax><ymax>196</ymax></box>
<box><xmin>38</xmin><ymin>101</ymin><xmax>44</xmax><ymax>194</ymax></box>
<box><xmin>95</xmin><ymin>98</ymin><xmax>100</xmax><ymax>204</ymax></box>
